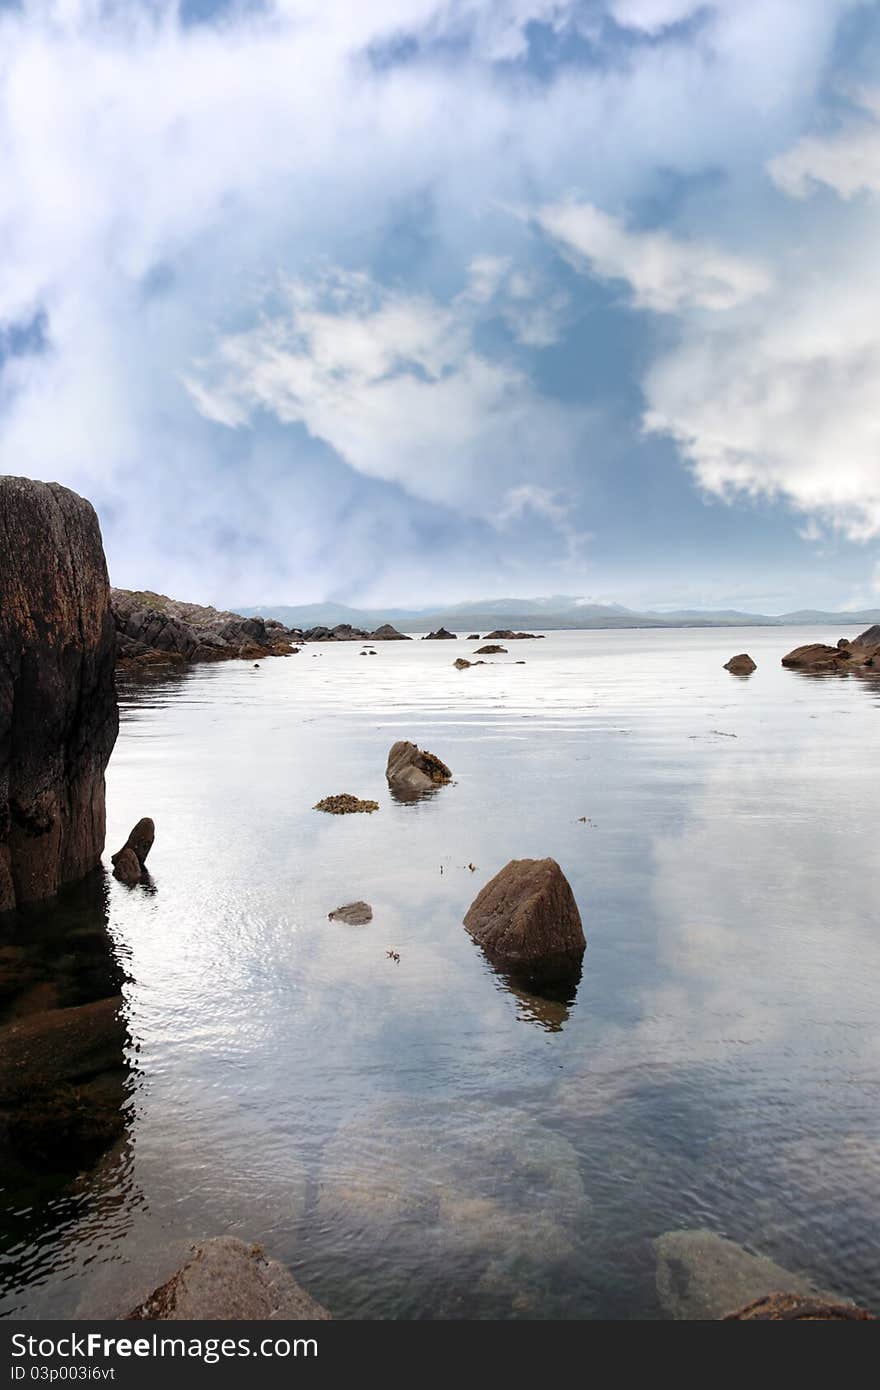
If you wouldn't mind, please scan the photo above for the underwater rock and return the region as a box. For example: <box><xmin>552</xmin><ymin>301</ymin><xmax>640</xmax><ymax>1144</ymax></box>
<box><xmin>128</xmin><ymin>1237</ymin><xmax>330</xmax><ymax>1320</ymax></box>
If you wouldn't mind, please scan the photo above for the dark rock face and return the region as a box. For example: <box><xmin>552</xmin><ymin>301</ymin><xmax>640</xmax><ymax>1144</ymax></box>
<box><xmin>464</xmin><ymin>858</ymin><xmax>585</xmax><ymax>985</ymax></box>
<box><xmin>301</xmin><ymin>622</ymin><xmax>409</xmax><ymax>642</ymax></box>
<box><xmin>111</xmin><ymin>848</ymin><xmax>141</xmax><ymax>885</ymax></box>
<box><xmin>782</xmin><ymin>625</ymin><xmax>880</xmax><ymax>673</ymax></box>
<box><xmin>369</xmin><ymin>624</ymin><xmax>410</xmax><ymax>641</ymax></box>
<box><xmin>128</xmin><ymin>1237</ymin><xmax>331</xmax><ymax>1320</ymax></box>
<box><xmin>724</xmin><ymin>653</ymin><xmax>756</xmax><ymax>674</ymax></box>
<box><xmin>423</xmin><ymin>627</ymin><xmax>457</xmax><ymax>640</ymax></box>
<box><xmin>1</xmin><ymin>477</ymin><xmax>119</xmax><ymax>911</ymax></box>
<box><xmin>483</xmin><ymin>629</ymin><xmax>541</xmax><ymax>639</ymax></box>
<box><xmin>113</xmin><ymin>590</ymin><xmax>294</xmax><ymax>669</ymax></box>
<box><xmin>112</xmin><ymin>817</ymin><xmax>154</xmax><ymax>870</ymax></box>
<box><xmin>386</xmin><ymin>741</ymin><xmax>452</xmax><ymax>796</ymax></box>
<box><xmin>724</xmin><ymin>1293</ymin><xmax>874</xmax><ymax>1320</ymax></box>
<box><xmin>466</xmin><ymin>634</ymin><xmax>480</xmax><ymax>641</ymax></box>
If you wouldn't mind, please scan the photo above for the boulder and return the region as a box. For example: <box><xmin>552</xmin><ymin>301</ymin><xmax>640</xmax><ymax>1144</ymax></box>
<box><xmin>385</xmin><ymin>741</ymin><xmax>452</xmax><ymax>795</ymax></box>
<box><xmin>128</xmin><ymin>1237</ymin><xmax>330</xmax><ymax>1321</ymax></box>
<box><xmin>112</xmin><ymin>848</ymin><xmax>142</xmax><ymax>885</ymax></box>
<box><xmin>724</xmin><ymin>653</ymin><xmax>756</xmax><ymax>674</ymax></box>
<box><xmin>369</xmin><ymin>624</ymin><xmax>410</xmax><ymax>641</ymax></box>
<box><xmin>781</xmin><ymin>642</ymin><xmax>850</xmax><ymax>671</ymax></box>
<box><xmin>328</xmin><ymin>901</ymin><xmax>373</xmax><ymax>925</ymax></box>
<box><xmin>112</xmin><ymin>817</ymin><xmax>154</xmax><ymax>869</ymax></box>
<box><xmin>423</xmin><ymin>628</ymin><xmax>457</xmax><ymax>640</ymax></box>
<box><xmin>724</xmin><ymin>1293</ymin><xmax>873</xmax><ymax>1320</ymax></box>
<box><xmin>484</xmin><ymin>630</ymin><xmax>540</xmax><ymax>640</ymax></box>
<box><xmin>467</xmin><ymin>634</ymin><xmax>480</xmax><ymax>641</ymax></box>
<box><xmin>476</xmin><ymin>644</ymin><xmax>507</xmax><ymax>655</ymax></box>
<box><xmin>653</xmin><ymin>1229</ymin><xmax>841</xmax><ymax>1320</ymax></box>
<box><xmin>464</xmin><ymin>858</ymin><xmax>585</xmax><ymax>984</ymax></box>
<box><xmin>1</xmin><ymin>477</ymin><xmax>118</xmax><ymax>911</ymax></box>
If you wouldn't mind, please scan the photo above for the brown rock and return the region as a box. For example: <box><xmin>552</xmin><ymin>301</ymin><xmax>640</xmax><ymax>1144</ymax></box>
<box><xmin>724</xmin><ymin>1293</ymin><xmax>874</xmax><ymax>1320</ymax></box>
<box><xmin>386</xmin><ymin>741</ymin><xmax>452</xmax><ymax>795</ymax></box>
<box><xmin>112</xmin><ymin>817</ymin><xmax>154</xmax><ymax>868</ymax></box>
<box><xmin>112</xmin><ymin>848</ymin><xmax>142</xmax><ymax>885</ymax></box>
<box><xmin>781</xmin><ymin>642</ymin><xmax>849</xmax><ymax>670</ymax></box>
<box><xmin>464</xmin><ymin>858</ymin><xmax>585</xmax><ymax>984</ymax></box>
<box><xmin>328</xmin><ymin>901</ymin><xmax>373</xmax><ymax>925</ymax></box>
<box><xmin>128</xmin><ymin>1237</ymin><xmax>330</xmax><ymax>1321</ymax></box>
<box><xmin>467</xmin><ymin>634</ymin><xmax>480</xmax><ymax>641</ymax></box>
<box><xmin>476</xmin><ymin>644</ymin><xmax>507</xmax><ymax>654</ymax></box>
<box><xmin>0</xmin><ymin>477</ymin><xmax>118</xmax><ymax>911</ymax></box>
<box><xmin>724</xmin><ymin>653</ymin><xmax>756</xmax><ymax>674</ymax></box>
<box><xmin>313</xmin><ymin>794</ymin><xmax>379</xmax><ymax>814</ymax></box>
<box><xmin>423</xmin><ymin>627</ymin><xmax>457</xmax><ymax>640</ymax></box>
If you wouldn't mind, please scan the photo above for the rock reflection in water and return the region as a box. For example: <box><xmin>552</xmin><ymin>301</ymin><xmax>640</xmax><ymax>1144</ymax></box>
<box><xmin>490</xmin><ymin>961</ymin><xmax>582</xmax><ymax>1032</ymax></box>
<box><xmin>0</xmin><ymin>869</ymin><xmax>134</xmax><ymax>1303</ymax></box>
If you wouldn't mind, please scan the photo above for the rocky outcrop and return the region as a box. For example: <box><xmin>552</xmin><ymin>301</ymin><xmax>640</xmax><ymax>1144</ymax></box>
<box><xmin>113</xmin><ymin>590</ymin><xmax>294</xmax><ymax>669</ymax></box>
<box><xmin>1</xmin><ymin>477</ymin><xmax>119</xmax><ymax>911</ymax></box>
<box><xmin>724</xmin><ymin>653</ymin><xmax>756</xmax><ymax>674</ymax></box>
<box><xmin>128</xmin><ymin>1237</ymin><xmax>330</xmax><ymax>1320</ymax></box>
<box><xmin>483</xmin><ymin>629</ymin><xmax>543</xmax><ymax>640</ymax></box>
<box><xmin>476</xmin><ymin>644</ymin><xmax>507</xmax><ymax>654</ymax></box>
<box><xmin>313</xmin><ymin>794</ymin><xmax>379</xmax><ymax>814</ymax></box>
<box><xmin>423</xmin><ymin>627</ymin><xmax>457</xmax><ymax>640</ymax></box>
<box><xmin>301</xmin><ymin>622</ymin><xmax>408</xmax><ymax>642</ymax></box>
<box><xmin>328</xmin><ymin>901</ymin><xmax>373</xmax><ymax>925</ymax></box>
<box><xmin>386</xmin><ymin>741</ymin><xmax>452</xmax><ymax>796</ymax></box>
<box><xmin>724</xmin><ymin>1293</ymin><xmax>874</xmax><ymax>1320</ymax></box>
<box><xmin>653</xmin><ymin>1229</ymin><xmax>845</xmax><ymax>1320</ymax></box>
<box><xmin>370</xmin><ymin>624</ymin><xmax>410</xmax><ymax>641</ymax></box>
<box><xmin>782</xmin><ymin>625</ymin><xmax>880</xmax><ymax>672</ymax></box>
<box><xmin>111</xmin><ymin>817</ymin><xmax>154</xmax><ymax>884</ymax></box>
<box><xmin>464</xmin><ymin>858</ymin><xmax>585</xmax><ymax>985</ymax></box>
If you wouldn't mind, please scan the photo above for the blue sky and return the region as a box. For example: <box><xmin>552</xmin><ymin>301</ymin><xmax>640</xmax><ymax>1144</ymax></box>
<box><xmin>1</xmin><ymin>0</ymin><xmax>879</xmax><ymax>612</ymax></box>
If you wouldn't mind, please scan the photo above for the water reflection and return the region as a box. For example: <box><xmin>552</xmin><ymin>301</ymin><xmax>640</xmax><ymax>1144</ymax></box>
<box><xmin>490</xmin><ymin>964</ymin><xmax>581</xmax><ymax>1033</ymax></box>
<box><xmin>0</xmin><ymin>870</ymin><xmax>135</xmax><ymax>1310</ymax></box>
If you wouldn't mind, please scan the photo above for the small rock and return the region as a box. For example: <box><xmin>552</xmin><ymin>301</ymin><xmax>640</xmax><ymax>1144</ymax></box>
<box><xmin>475</xmin><ymin>644</ymin><xmax>507</xmax><ymax>654</ymax></box>
<box><xmin>127</xmin><ymin>1237</ymin><xmax>331</xmax><ymax>1320</ymax></box>
<box><xmin>329</xmin><ymin>901</ymin><xmax>373</xmax><ymax>925</ymax></box>
<box><xmin>423</xmin><ymin>627</ymin><xmax>457</xmax><ymax>640</ymax></box>
<box><xmin>464</xmin><ymin>858</ymin><xmax>585</xmax><ymax>985</ymax></box>
<box><xmin>386</xmin><ymin>741</ymin><xmax>452</xmax><ymax>795</ymax></box>
<box><xmin>112</xmin><ymin>847</ymin><xmax>142</xmax><ymax>885</ymax></box>
<box><xmin>111</xmin><ymin>817</ymin><xmax>155</xmax><ymax>869</ymax></box>
<box><xmin>724</xmin><ymin>653</ymin><xmax>756</xmax><ymax>674</ymax></box>
<box><xmin>467</xmin><ymin>634</ymin><xmax>480</xmax><ymax>641</ymax></box>
<box><xmin>314</xmin><ymin>795</ymin><xmax>379</xmax><ymax>814</ymax></box>
<box><xmin>454</xmin><ymin>658</ymin><xmax>473</xmax><ymax>670</ymax></box>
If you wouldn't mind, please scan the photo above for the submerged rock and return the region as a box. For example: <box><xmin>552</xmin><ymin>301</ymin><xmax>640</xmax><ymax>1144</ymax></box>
<box><xmin>0</xmin><ymin>476</ymin><xmax>118</xmax><ymax>910</ymax></box>
<box><xmin>386</xmin><ymin>741</ymin><xmax>452</xmax><ymax>795</ymax></box>
<box><xmin>464</xmin><ymin>858</ymin><xmax>585</xmax><ymax>986</ymax></box>
<box><xmin>314</xmin><ymin>795</ymin><xmax>379</xmax><ymax>814</ymax></box>
<box><xmin>724</xmin><ymin>1292</ymin><xmax>874</xmax><ymax>1320</ymax></box>
<box><xmin>128</xmin><ymin>1237</ymin><xmax>331</xmax><ymax>1321</ymax></box>
<box><xmin>653</xmin><ymin>1229</ymin><xmax>841</xmax><ymax>1320</ymax></box>
<box><xmin>328</xmin><ymin>901</ymin><xmax>373</xmax><ymax>925</ymax></box>
<box><xmin>724</xmin><ymin>653</ymin><xmax>756</xmax><ymax>674</ymax></box>
<box><xmin>454</xmin><ymin>658</ymin><xmax>487</xmax><ymax>670</ymax></box>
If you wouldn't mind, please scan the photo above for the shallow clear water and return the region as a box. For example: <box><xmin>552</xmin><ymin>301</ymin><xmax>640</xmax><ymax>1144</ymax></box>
<box><xmin>1</xmin><ymin>626</ymin><xmax>879</xmax><ymax>1319</ymax></box>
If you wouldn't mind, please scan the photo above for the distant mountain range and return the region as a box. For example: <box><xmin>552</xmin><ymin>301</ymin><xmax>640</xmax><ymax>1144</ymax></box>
<box><xmin>238</xmin><ymin>595</ymin><xmax>880</xmax><ymax>634</ymax></box>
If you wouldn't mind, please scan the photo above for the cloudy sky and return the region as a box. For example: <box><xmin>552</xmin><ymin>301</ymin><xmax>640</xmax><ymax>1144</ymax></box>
<box><xmin>1</xmin><ymin>0</ymin><xmax>879</xmax><ymax>612</ymax></box>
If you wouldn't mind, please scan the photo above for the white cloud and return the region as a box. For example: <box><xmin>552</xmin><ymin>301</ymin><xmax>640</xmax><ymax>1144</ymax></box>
<box><xmin>608</xmin><ymin>0</ymin><xmax>705</xmax><ymax>32</ymax></box>
<box><xmin>186</xmin><ymin>267</ymin><xmax>585</xmax><ymax>515</ymax></box>
<box><xmin>533</xmin><ymin>200</ymin><xmax>771</xmax><ymax>311</ymax></box>
<box><xmin>769</xmin><ymin>88</ymin><xmax>880</xmax><ymax>198</ymax></box>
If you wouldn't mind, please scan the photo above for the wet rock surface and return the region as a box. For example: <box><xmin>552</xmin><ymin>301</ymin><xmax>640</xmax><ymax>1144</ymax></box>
<box><xmin>464</xmin><ymin>858</ymin><xmax>585</xmax><ymax>986</ymax></box>
<box><xmin>653</xmin><ymin>1229</ymin><xmax>841</xmax><ymax>1319</ymax></box>
<box><xmin>386</xmin><ymin>741</ymin><xmax>452</xmax><ymax>796</ymax></box>
<box><xmin>724</xmin><ymin>1292</ymin><xmax>874</xmax><ymax>1320</ymax></box>
<box><xmin>782</xmin><ymin>624</ymin><xmax>880</xmax><ymax>672</ymax></box>
<box><xmin>1</xmin><ymin>476</ymin><xmax>118</xmax><ymax>910</ymax></box>
<box><xmin>128</xmin><ymin>1237</ymin><xmax>330</xmax><ymax>1320</ymax></box>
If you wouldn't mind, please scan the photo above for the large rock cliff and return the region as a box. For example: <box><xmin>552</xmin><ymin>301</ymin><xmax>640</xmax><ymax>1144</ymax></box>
<box><xmin>0</xmin><ymin>476</ymin><xmax>118</xmax><ymax>910</ymax></box>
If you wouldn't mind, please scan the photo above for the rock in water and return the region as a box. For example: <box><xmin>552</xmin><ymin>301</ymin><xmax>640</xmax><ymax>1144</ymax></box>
<box><xmin>112</xmin><ymin>848</ymin><xmax>142</xmax><ymax>885</ymax></box>
<box><xmin>423</xmin><ymin>627</ymin><xmax>457</xmax><ymax>640</ymax></box>
<box><xmin>385</xmin><ymin>741</ymin><xmax>452</xmax><ymax>795</ymax></box>
<box><xmin>0</xmin><ymin>477</ymin><xmax>118</xmax><ymax>911</ymax></box>
<box><xmin>112</xmin><ymin>817</ymin><xmax>155</xmax><ymax>870</ymax></box>
<box><xmin>476</xmin><ymin>644</ymin><xmax>507</xmax><ymax>655</ymax></box>
<box><xmin>313</xmin><ymin>794</ymin><xmax>379</xmax><ymax>814</ymax></box>
<box><xmin>464</xmin><ymin>858</ymin><xmax>585</xmax><ymax>985</ymax></box>
<box><xmin>328</xmin><ymin>901</ymin><xmax>373</xmax><ymax>925</ymax></box>
<box><xmin>653</xmin><ymin>1229</ymin><xmax>843</xmax><ymax>1320</ymax></box>
<box><xmin>724</xmin><ymin>654</ymin><xmax>756</xmax><ymax>674</ymax></box>
<box><xmin>724</xmin><ymin>1293</ymin><xmax>874</xmax><ymax>1320</ymax></box>
<box><xmin>128</xmin><ymin>1237</ymin><xmax>331</xmax><ymax>1320</ymax></box>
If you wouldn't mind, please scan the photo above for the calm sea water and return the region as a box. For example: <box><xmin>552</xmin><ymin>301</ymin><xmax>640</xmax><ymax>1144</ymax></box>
<box><xmin>2</xmin><ymin>626</ymin><xmax>879</xmax><ymax>1319</ymax></box>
